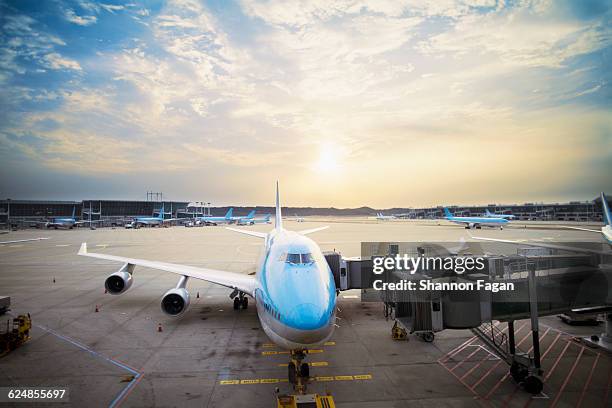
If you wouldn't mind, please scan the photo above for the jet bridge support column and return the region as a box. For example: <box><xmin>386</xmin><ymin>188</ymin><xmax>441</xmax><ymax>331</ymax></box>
<box><xmin>528</xmin><ymin>264</ymin><xmax>541</xmax><ymax>374</ymax></box>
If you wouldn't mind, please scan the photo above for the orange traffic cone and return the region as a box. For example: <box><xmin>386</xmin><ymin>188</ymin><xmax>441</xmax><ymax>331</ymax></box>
<box><xmin>157</xmin><ymin>323</ymin><xmax>163</xmax><ymax>332</ymax></box>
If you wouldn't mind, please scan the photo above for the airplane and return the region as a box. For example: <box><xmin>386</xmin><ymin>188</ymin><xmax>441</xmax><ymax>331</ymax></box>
<box><xmin>444</xmin><ymin>208</ymin><xmax>508</xmax><ymax>229</ymax></box>
<box><xmin>237</xmin><ymin>214</ymin><xmax>271</xmax><ymax>225</ymax></box>
<box><xmin>131</xmin><ymin>204</ymin><xmax>175</xmax><ymax>228</ymax></box>
<box><xmin>484</xmin><ymin>209</ymin><xmax>515</xmax><ymax>219</ymax></box>
<box><xmin>231</xmin><ymin>210</ymin><xmax>256</xmax><ymax>224</ymax></box>
<box><xmin>375</xmin><ymin>212</ymin><xmax>396</xmax><ymax>221</ymax></box>
<box><xmin>195</xmin><ymin>208</ymin><xmax>235</xmax><ymax>226</ymax></box>
<box><xmin>293</xmin><ymin>214</ymin><xmax>305</xmax><ymax>223</ymax></box>
<box><xmin>0</xmin><ymin>237</ymin><xmax>49</xmax><ymax>245</ymax></box>
<box><xmin>41</xmin><ymin>207</ymin><xmax>100</xmax><ymax>229</ymax></box>
<box><xmin>78</xmin><ymin>183</ymin><xmax>334</xmax><ymax>386</ymax></box>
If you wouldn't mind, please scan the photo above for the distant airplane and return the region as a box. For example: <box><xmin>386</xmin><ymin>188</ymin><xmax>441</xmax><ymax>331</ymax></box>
<box><xmin>195</xmin><ymin>208</ymin><xmax>235</xmax><ymax>226</ymax></box>
<box><xmin>41</xmin><ymin>207</ymin><xmax>100</xmax><ymax>229</ymax></box>
<box><xmin>294</xmin><ymin>214</ymin><xmax>305</xmax><ymax>223</ymax></box>
<box><xmin>444</xmin><ymin>208</ymin><xmax>508</xmax><ymax>229</ymax></box>
<box><xmin>375</xmin><ymin>212</ymin><xmax>396</xmax><ymax>220</ymax></box>
<box><xmin>132</xmin><ymin>204</ymin><xmax>175</xmax><ymax>227</ymax></box>
<box><xmin>232</xmin><ymin>210</ymin><xmax>256</xmax><ymax>224</ymax></box>
<box><xmin>484</xmin><ymin>209</ymin><xmax>515</xmax><ymax>219</ymax></box>
<box><xmin>238</xmin><ymin>214</ymin><xmax>271</xmax><ymax>225</ymax></box>
<box><xmin>0</xmin><ymin>237</ymin><xmax>49</xmax><ymax>245</ymax></box>
<box><xmin>78</xmin><ymin>182</ymin><xmax>333</xmax><ymax>386</ymax></box>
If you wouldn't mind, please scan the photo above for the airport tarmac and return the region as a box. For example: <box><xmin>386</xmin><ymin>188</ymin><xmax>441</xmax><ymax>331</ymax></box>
<box><xmin>0</xmin><ymin>219</ymin><xmax>609</xmax><ymax>407</ymax></box>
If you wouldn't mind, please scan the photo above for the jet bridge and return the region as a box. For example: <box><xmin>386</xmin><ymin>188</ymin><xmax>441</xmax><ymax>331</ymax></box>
<box><xmin>325</xmin><ymin>245</ymin><xmax>612</xmax><ymax>395</ymax></box>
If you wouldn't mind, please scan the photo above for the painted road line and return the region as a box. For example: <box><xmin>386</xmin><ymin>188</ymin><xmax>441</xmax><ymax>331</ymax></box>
<box><xmin>324</xmin><ymin>341</ymin><xmax>336</xmax><ymax>346</ymax></box>
<box><xmin>56</xmin><ymin>244</ymin><xmax>71</xmax><ymax>247</ymax></box>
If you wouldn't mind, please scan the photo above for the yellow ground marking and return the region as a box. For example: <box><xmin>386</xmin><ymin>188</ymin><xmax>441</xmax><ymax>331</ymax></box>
<box><xmin>277</xmin><ymin>361</ymin><xmax>328</xmax><ymax>367</ymax></box>
<box><xmin>262</xmin><ymin>343</ymin><xmax>276</xmax><ymax>348</ymax></box>
<box><xmin>220</xmin><ymin>374</ymin><xmax>372</xmax><ymax>385</ymax></box>
<box><xmin>324</xmin><ymin>341</ymin><xmax>336</xmax><ymax>346</ymax></box>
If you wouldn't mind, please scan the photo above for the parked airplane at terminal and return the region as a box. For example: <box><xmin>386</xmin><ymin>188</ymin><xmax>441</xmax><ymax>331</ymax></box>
<box><xmin>195</xmin><ymin>208</ymin><xmax>235</xmax><ymax>225</ymax></box>
<box><xmin>444</xmin><ymin>208</ymin><xmax>508</xmax><ymax>229</ymax></box>
<box><xmin>78</xmin><ymin>183</ymin><xmax>333</xmax><ymax>385</ymax></box>
<box><xmin>375</xmin><ymin>212</ymin><xmax>396</xmax><ymax>220</ymax></box>
<box><xmin>237</xmin><ymin>213</ymin><xmax>271</xmax><ymax>225</ymax></box>
<box><xmin>484</xmin><ymin>209</ymin><xmax>515</xmax><ymax>219</ymax></box>
<box><xmin>41</xmin><ymin>207</ymin><xmax>100</xmax><ymax>229</ymax></box>
<box><xmin>131</xmin><ymin>204</ymin><xmax>174</xmax><ymax>227</ymax></box>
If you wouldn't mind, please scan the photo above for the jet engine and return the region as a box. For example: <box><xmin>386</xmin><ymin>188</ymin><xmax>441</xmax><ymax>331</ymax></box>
<box><xmin>105</xmin><ymin>270</ymin><xmax>133</xmax><ymax>294</ymax></box>
<box><xmin>161</xmin><ymin>287</ymin><xmax>190</xmax><ymax>316</ymax></box>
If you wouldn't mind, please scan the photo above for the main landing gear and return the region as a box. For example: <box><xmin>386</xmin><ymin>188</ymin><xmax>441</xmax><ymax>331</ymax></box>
<box><xmin>288</xmin><ymin>349</ymin><xmax>310</xmax><ymax>394</ymax></box>
<box><xmin>232</xmin><ymin>291</ymin><xmax>248</xmax><ymax>310</ymax></box>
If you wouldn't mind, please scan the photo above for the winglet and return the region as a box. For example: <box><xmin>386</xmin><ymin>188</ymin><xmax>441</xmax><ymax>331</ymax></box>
<box><xmin>275</xmin><ymin>181</ymin><xmax>283</xmax><ymax>230</ymax></box>
<box><xmin>78</xmin><ymin>242</ymin><xmax>87</xmax><ymax>255</ymax></box>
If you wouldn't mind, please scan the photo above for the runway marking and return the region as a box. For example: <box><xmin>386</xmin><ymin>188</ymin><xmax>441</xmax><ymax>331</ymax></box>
<box><xmin>324</xmin><ymin>341</ymin><xmax>336</xmax><ymax>346</ymax></box>
<box><xmin>278</xmin><ymin>361</ymin><xmax>328</xmax><ymax>367</ymax></box>
<box><xmin>342</xmin><ymin>295</ymin><xmax>359</xmax><ymax>299</ymax></box>
<box><xmin>219</xmin><ymin>374</ymin><xmax>372</xmax><ymax>385</ymax></box>
<box><xmin>33</xmin><ymin>322</ymin><xmax>144</xmax><ymax>408</ymax></box>
<box><xmin>261</xmin><ymin>349</ymin><xmax>323</xmax><ymax>356</ymax></box>
<box><xmin>55</xmin><ymin>244</ymin><xmax>71</xmax><ymax>247</ymax></box>
<box><xmin>8</xmin><ymin>245</ymin><xmax>23</xmax><ymax>248</ymax></box>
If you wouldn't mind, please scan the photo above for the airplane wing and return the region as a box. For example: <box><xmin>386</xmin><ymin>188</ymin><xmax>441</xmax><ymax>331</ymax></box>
<box><xmin>470</xmin><ymin>236</ymin><xmax>611</xmax><ymax>256</ymax></box>
<box><xmin>225</xmin><ymin>227</ymin><xmax>267</xmax><ymax>239</ymax></box>
<box><xmin>0</xmin><ymin>237</ymin><xmax>49</xmax><ymax>245</ymax></box>
<box><xmin>78</xmin><ymin>243</ymin><xmax>257</xmax><ymax>296</ymax></box>
<box><xmin>560</xmin><ymin>226</ymin><xmax>601</xmax><ymax>233</ymax></box>
<box><xmin>298</xmin><ymin>226</ymin><xmax>329</xmax><ymax>235</ymax></box>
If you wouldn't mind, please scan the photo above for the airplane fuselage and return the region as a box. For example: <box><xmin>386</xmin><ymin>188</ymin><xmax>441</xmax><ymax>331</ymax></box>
<box><xmin>448</xmin><ymin>216</ymin><xmax>508</xmax><ymax>228</ymax></box>
<box><xmin>254</xmin><ymin>229</ymin><xmax>336</xmax><ymax>349</ymax></box>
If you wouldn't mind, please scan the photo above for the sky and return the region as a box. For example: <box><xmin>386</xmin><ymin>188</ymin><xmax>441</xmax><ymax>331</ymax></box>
<box><xmin>0</xmin><ymin>0</ymin><xmax>611</xmax><ymax>208</ymax></box>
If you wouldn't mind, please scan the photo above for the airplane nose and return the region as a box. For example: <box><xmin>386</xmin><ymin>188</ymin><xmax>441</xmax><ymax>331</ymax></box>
<box><xmin>288</xmin><ymin>303</ymin><xmax>326</xmax><ymax>330</ymax></box>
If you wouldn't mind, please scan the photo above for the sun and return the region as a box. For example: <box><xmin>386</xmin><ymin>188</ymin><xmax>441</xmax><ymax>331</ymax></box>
<box><xmin>315</xmin><ymin>145</ymin><xmax>341</xmax><ymax>173</ymax></box>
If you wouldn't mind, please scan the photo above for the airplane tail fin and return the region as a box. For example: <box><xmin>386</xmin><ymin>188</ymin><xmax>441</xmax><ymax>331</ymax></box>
<box><xmin>159</xmin><ymin>204</ymin><xmax>165</xmax><ymax>219</ymax></box>
<box><xmin>443</xmin><ymin>208</ymin><xmax>453</xmax><ymax>218</ymax></box>
<box><xmin>72</xmin><ymin>206</ymin><xmax>76</xmax><ymax>218</ymax></box>
<box><xmin>485</xmin><ymin>209</ymin><xmax>492</xmax><ymax>216</ymax></box>
<box><xmin>246</xmin><ymin>210</ymin><xmax>255</xmax><ymax>219</ymax></box>
<box><xmin>225</xmin><ymin>208</ymin><xmax>233</xmax><ymax>219</ymax></box>
<box><xmin>602</xmin><ymin>192</ymin><xmax>611</xmax><ymax>226</ymax></box>
<box><xmin>275</xmin><ymin>181</ymin><xmax>283</xmax><ymax>230</ymax></box>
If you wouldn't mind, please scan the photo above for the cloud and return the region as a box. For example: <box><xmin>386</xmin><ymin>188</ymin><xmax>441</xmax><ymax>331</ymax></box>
<box><xmin>43</xmin><ymin>53</ymin><xmax>82</xmax><ymax>70</ymax></box>
<box><xmin>64</xmin><ymin>9</ymin><xmax>97</xmax><ymax>26</ymax></box>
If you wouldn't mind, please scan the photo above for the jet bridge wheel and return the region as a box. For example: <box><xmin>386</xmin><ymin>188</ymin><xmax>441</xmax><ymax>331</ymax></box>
<box><xmin>420</xmin><ymin>332</ymin><xmax>435</xmax><ymax>343</ymax></box>
<box><xmin>288</xmin><ymin>362</ymin><xmax>297</xmax><ymax>384</ymax></box>
<box><xmin>299</xmin><ymin>362</ymin><xmax>309</xmax><ymax>378</ymax></box>
<box><xmin>241</xmin><ymin>297</ymin><xmax>248</xmax><ymax>309</ymax></box>
<box><xmin>523</xmin><ymin>375</ymin><xmax>543</xmax><ymax>395</ymax></box>
<box><xmin>510</xmin><ymin>362</ymin><xmax>528</xmax><ymax>383</ymax></box>
<box><xmin>233</xmin><ymin>297</ymin><xmax>240</xmax><ymax>310</ymax></box>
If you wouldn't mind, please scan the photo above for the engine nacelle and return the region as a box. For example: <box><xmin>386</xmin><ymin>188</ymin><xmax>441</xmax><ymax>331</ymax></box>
<box><xmin>161</xmin><ymin>288</ymin><xmax>190</xmax><ymax>316</ymax></box>
<box><xmin>105</xmin><ymin>271</ymin><xmax>133</xmax><ymax>295</ymax></box>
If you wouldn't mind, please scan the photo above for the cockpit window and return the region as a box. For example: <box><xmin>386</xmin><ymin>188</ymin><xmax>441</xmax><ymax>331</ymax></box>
<box><xmin>280</xmin><ymin>252</ymin><xmax>316</xmax><ymax>265</ymax></box>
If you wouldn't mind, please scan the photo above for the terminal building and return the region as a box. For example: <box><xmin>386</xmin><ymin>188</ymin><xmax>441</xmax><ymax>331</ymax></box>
<box><xmin>400</xmin><ymin>194</ymin><xmax>610</xmax><ymax>222</ymax></box>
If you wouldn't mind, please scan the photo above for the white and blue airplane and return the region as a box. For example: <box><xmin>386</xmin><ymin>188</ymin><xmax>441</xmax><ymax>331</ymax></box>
<box><xmin>237</xmin><ymin>213</ymin><xmax>271</xmax><ymax>225</ymax></box>
<box><xmin>231</xmin><ymin>210</ymin><xmax>256</xmax><ymax>224</ymax></box>
<box><xmin>132</xmin><ymin>204</ymin><xmax>174</xmax><ymax>227</ymax></box>
<box><xmin>484</xmin><ymin>209</ymin><xmax>515</xmax><ymax>219</ymax></box>
<box><xmin>444</xmin><ymin>208</ymin><xmax>508</xmax><ymax>229</ymax></box>
<box><xmin>41</xmin><ymin>207</ymin><xmax>99</xmax><ymax>229</ymax></box>
<box><xmin>375</xmin><ymin>212</ymin><xmax>396</xmax><ymax>221</ymax></box>
<box><xmin>195</xmin><ymin>208</ymin><xmax>235</xmax><ymax>225</ymax></box>
<box><xmin>78</xmin><ymin>183</ymin><xmax>333</xmax><ymax>383</ymax></box>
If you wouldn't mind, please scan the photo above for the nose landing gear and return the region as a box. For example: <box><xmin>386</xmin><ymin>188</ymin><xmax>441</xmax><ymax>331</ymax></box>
<box><xmin>288</xmin><ymin>349</ymin><xmax>310</xmax><ymax>394</ymax></box>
